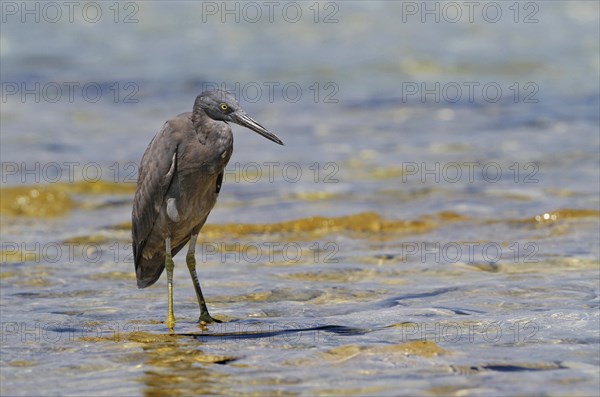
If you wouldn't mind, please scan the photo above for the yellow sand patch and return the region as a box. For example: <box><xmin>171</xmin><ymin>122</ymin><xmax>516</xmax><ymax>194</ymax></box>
<box><xmin>1</xmin><ymin>180</ymin><xmax>135</xmax><ymax>217</ymax></box>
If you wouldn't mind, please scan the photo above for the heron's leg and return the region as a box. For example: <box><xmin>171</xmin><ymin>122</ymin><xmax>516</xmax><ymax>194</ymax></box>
<box><xmin>165</xmin><ymin>237</ymin><xmax>176</xmax><ymax>333</ymax></box>
<box><xmin>186</xmin><ymin>234</ymin><xmax>221</xmax><ymax>324</ymax></box>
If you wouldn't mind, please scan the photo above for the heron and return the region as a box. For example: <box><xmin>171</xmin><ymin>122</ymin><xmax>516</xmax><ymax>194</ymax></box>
<box><xmin>132</xmin><ymin>89</ymin><xmax>283</xmax><ymax>333</ymax></box>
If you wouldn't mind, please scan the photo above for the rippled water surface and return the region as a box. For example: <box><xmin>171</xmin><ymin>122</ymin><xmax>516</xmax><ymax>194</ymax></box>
<box><xmin>1</xmin><ymin>2</ymin><xmax>599</xmax><ymax>396</ymax></box>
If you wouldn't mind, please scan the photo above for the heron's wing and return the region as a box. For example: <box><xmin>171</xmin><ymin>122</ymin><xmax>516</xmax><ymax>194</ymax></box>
<box><xmin>216</xmin><ymin>172</ymin><xmax>224</xmax><ymax>193</ymax></box>
<box><xmin>132</xmin><ymin>121</ymin><xmax>180</xmax><ymax>267</ymax></box>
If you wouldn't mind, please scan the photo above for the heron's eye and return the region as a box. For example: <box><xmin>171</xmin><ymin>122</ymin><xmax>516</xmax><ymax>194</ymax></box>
<box><xmin>220</xmin><ymin>103</ymin><xmax>228</xmax><ymax>111</ymax></box>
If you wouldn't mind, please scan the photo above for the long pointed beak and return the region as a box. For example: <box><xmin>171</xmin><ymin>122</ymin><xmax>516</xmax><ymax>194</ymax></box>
<box><xmin>232</xmin><ymin>112</ymin><xmax>284</xmax><ymax>145</ymax></box>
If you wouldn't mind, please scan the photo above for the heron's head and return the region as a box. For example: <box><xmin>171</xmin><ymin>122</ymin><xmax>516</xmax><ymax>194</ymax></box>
<box><xmin>194</xmin><ymin>89</ymin><xmax>283</xmax><ymax>145</ymax></box>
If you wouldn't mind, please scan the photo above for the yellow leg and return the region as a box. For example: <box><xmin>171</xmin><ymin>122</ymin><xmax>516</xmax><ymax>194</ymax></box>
<box><xmin>165</xmin><ymin>237</ymin><xmax>176</xmax><ymax>333</ymax></box>
<box><xmin>186</xmin><ymin>234</ymin><xmax>221</xmax><ymax>324</ymax></box>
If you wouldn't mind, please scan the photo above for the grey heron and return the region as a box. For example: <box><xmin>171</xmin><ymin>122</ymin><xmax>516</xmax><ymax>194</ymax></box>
<box><xmin>132</xmin><ymin>89</ymin><xmax>283</xmax><ymax>333</ymax></box>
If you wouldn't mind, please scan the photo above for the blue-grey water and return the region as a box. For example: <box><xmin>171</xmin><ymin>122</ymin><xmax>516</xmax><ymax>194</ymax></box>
<box><xmin>1</xmin><ymin>2</ymin><xmax>599</xmax><ymax>396</ymax></box>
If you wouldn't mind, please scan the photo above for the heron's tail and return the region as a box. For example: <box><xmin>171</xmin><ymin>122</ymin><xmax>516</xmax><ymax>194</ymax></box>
<box><xmin>136</xmin><ymin>256</ymin><xmax>165</xmax><ymax>289</ymax></box>
<box><xmin>134</xmin><ymin>238</ymin><xmax>190</xmax><ymax>288</ymax></box>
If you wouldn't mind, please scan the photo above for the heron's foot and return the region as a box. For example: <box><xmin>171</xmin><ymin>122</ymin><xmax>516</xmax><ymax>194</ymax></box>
<box><xmin>166</xmin><ymin>314</ymin><xmax>176</xmax><ymax>334</ymax></box>
<box><xmin>199</xmin><ymin>312</ymin><xmax>222</xmax><ymax>324</ymax></box>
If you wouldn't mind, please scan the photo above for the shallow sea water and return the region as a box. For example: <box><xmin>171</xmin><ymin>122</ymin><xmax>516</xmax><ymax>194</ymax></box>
<box><xmin>1</xmin><ymin>2</ymin><xmax>599</xmax><ymax>396</ymax></box>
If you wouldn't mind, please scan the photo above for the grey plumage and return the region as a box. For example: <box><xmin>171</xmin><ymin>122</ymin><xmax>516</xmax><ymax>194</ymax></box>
<box><xmin>132</xmin><ymin>89</ymin><xmax>283</xmax><ymax>330</ymax></box>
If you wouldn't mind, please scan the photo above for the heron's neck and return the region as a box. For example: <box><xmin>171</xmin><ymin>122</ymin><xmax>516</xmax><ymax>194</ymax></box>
<box><xmin>191</xmin><ymin>110</ymin><xmax>212</xmax><ymax>144</ymax></box>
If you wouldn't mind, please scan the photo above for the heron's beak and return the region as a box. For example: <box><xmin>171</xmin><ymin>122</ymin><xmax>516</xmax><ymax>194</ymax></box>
<box><xmin>232</xmin><ymin>112</ymin><xmax>284</xmax><ymax>145</ymax></box>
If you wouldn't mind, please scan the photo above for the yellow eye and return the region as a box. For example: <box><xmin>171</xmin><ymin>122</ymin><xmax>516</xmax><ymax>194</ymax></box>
<box><xmin>220</xmin><ymin>103</ymin><xmax>228</xmax><ymax>111</ymax></box>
